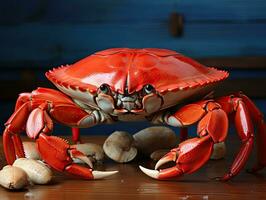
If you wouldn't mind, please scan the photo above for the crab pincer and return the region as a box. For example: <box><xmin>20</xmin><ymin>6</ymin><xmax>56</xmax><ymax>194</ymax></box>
<box><xmin>139</xmin><ymin>135</ymin><xmax>213</xmax><ymax>179</ymax></box>
<box><xmin>37</xmin><ymin>134</ymin><xmax>118</xmax><ymax>179</ymax></box>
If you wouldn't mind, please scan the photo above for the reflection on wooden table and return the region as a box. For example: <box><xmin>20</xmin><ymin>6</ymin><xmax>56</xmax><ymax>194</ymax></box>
<box><xmin>0</xmin><ymin>135</ymin><xmax>265</xmax><ymax>200</ymax></box>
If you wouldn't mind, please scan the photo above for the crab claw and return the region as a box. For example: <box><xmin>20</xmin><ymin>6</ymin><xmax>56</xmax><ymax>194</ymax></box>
<box><xmin>92</xmin><ymin>170</ymin><xmax>119</xmax><ymax>179</ymax></box>
<box><xmin>37</xmin><ymin>133</ymin><xmax>118</xmax><ymax>179</ymax></box>
<box><xmin>139</xmin><ymin>166</ymin><xmax>160</xmax><ymax>179</ymax></box>
<box><xmin>155</xmin><ymin>148</ymin><xmax>177</xmax><ymax>170</ymax></box>
<box><xmin>140</xmin><ymin>136</ymin><xmax>213</xmax><ymax>180</ymax></box>
<box><xmin>69</xmin><ymin>148</ymin><xmax>94</xmax><ymax>169</ymax></box>
<box><xmin>66</xmin><ymin>164</ymin><xmax>118</xmax><ymax>179</ymax></box>
<box><xmin>139</xmin><ymin>149</ymin><xmax>182</xmax><ymax>180</ymax></box>
<box><xmin>139</xmin><ymin>148</ymin><xmax>180</xmax><ymax>179</ymax></box>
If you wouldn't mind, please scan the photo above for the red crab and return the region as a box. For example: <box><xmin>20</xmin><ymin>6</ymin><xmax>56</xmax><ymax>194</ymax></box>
<box><xmin>3</xmin><ymin>48</ymin><xmax>266</xmax><ymax>181</ymax></box>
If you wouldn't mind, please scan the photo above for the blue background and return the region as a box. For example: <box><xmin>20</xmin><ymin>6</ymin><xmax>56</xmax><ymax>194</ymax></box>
<box><xmin>0</xmin><ymin>0</ymin><xmax>266</xmax><ymax>136</ymax></box>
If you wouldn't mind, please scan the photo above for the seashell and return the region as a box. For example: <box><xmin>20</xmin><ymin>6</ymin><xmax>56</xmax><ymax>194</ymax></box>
<box><xmin>0</xmin><ymin>165</ymin><xmax>28</xmax><ymax>190</ymax></box>
<box><xmin>72</xmin><ymin>143</ymin><xmax>105</xmax><ymax>163</ymax></box>
<box><xmin>210</xmin><ymin>142</ymin><xmax>226</xmax><ymax>160</ymax></box>
<box><xmin>150</xmin><ymin>149</ymin><xmax>170</xmax><ymax>161</ymax></box>
<box><xmin>13</xmin><ymin>158</ymin><xmax>53</xmax><ymax>184</ymax></box>
<box><xmin>103</xmin><ymin>131</ymin><xmax>137</xmax><ymax>163</ymax></box>
<box><xmin>133</xmin><ymin>126</ymin><xmax>177</xmax><ymax>155</ymax></box>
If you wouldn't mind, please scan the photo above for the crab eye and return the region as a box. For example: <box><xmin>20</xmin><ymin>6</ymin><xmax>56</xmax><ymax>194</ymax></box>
<box><xmin>143</xmin><ymin>84</ymin><xmax>154</xmax><ymax>94</ymax></box>
<box><xmin>99</xmin><ymin>84</ymin><xmax>110</xmax><ymax>94</ymax></box>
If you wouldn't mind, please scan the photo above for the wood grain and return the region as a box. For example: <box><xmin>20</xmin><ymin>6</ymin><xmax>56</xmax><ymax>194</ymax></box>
<box><xmin>0</xmin><ymin>135</ymin><xmax>266</xmax><ymax>200</ymax></box>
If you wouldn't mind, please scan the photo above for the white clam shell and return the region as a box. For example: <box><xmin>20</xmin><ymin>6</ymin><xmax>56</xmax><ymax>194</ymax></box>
<box><xmin>0</xmin><ymin>165</ymin><xmax>28</xmax><ymax>190</ymax></box>
<box><xmin>13</xmin><ymin>158</ymin><xmax>53</xmax><ymax>184</ymax></box>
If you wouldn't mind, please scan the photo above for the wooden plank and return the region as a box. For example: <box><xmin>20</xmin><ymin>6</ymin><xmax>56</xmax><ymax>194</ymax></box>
<box><xmin>1</xmin><ymin>56</ymin><xmax>266</xmax><ymax>70</ymax></box>
<box><xmin>215</xmin><ymin>79</ymin><xmax>266</xmax><ymax>98</ymax></box>
<box><xmin>176</xmin><ymin>0</ymin><xmax>266</xmax><ymax>22</ymax></box>
<box><xmin>1</xmin><ymin>0</ymin><xmax>266</xmax><ymax>24</ymax></box>
<box><xmin>199</xmin><ymin>57</ymin><xmax>266</xmax><ymax>69</ymax></box>
<box><xmin>0</xmin><ymin>22</ymin><xmax>266</xmax><ymax>65</ymax></box>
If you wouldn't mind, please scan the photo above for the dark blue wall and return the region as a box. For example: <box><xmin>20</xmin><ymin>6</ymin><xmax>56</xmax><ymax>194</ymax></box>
<box><xmin>1</xmin><ymin>0</ymin><xmax>266</xmax><ymax>66</ymax></box>
<box><xmin>1</xmin><ymin>0</ymin><xmax>266</xmax><ymax>136</ymax></box>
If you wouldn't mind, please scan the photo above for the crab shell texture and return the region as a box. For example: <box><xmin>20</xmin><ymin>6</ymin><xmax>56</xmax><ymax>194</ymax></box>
<box><xmin>46</xmin><ymin>48</ymin><xmax>228</xmax><ymax>119</ymax></box>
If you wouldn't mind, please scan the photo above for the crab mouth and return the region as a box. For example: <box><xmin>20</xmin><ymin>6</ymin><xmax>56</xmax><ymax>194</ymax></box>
<box><xmin>115</xmin><ymin>94</ymin><xmax>143</xmax><ymax>112</ymax></box>
<box><xmin>113</xmin><ymin>109</ymin><xmax>144</xmax><ymax>116</ymax></box>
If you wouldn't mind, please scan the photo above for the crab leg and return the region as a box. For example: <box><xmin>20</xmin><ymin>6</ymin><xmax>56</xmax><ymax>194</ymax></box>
<box><xmin>3</xmin><ymin>101</ymin><xmax>31</xmax><ymax>164</ymax></box>
<box><xmin>219</xmin><ymin>97</ymin><xmax>254</xmax><ymax>180</ymax></box>
<box><xmin>141</xmin><ymin>101</ymin><xmax>228</xmax><ymax>180</ymax></box>
<box><xmin>3</xmin><ymin>88</ymin><xmax>118</xmax><ymax>179</ymax></box>
<box><xmin>28</xmin><ymin>102</ymin><xmax>117</xmax><ymax>179</ymax></box>
<box><xmin>72</xmin><ymin>127</ymin><xmax>81</xmax><ymax>144</ymax></box>
<box><xmin>216</xmin><ymin>94</ymin><xmax>260</xmax><ymax>180</ymax></box>
<box><xmin>239</xmin><ymin>94</ymin><xmax>266</xmax><ymax>173</ymax></box>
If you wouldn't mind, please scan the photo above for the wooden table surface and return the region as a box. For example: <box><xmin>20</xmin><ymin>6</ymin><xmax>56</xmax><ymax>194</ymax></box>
<box><xmin>0</xmin><ymin>135</ymin><xmax>266</xmax><ymax>200</ymax></box>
